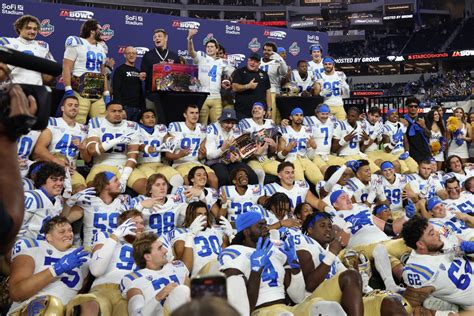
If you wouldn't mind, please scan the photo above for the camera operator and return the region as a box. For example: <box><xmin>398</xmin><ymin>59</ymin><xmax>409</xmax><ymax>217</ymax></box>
<box><xmin>0</xmin><ymin>15</ymin><xmax>55</xmax><ymax>86</ymax></box>
<box><xmin>0</xmin><ymin>63</ymin><xmax>38</xmax><ymax>254</ymax></box>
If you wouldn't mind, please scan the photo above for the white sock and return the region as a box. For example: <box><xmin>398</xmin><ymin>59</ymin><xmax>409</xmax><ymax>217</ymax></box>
<box><xmin>254</xmin><ymin>168</ymin><xmax>265</xmax><ymax>185</ymax></box>
<box><xmin>169</xmin><ymin>174</ymin><xmax>184</xmax><ymax>194</ymax></box>
<box><xmin>372</xmin><ymin>244</ymin><xmax>403</xmax><ymax>293</ymax></box>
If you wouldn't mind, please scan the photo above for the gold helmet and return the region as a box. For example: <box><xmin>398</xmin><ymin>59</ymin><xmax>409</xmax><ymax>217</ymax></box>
<box><xmin>281</xmin><ymin>82</ymin><xmax>300</xmax><ymax>96</ymax></box>
<box><xmin>20</xmin><ymin>295</ymin><xmax>64</xmax><ymax>316</ymax></box>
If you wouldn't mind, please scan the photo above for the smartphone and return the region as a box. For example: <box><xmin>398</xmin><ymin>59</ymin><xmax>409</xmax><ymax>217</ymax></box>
<box><xmin>191</xmin><ymin>274</ymin><xmax>227</xmax><ymax>299</ymax></box>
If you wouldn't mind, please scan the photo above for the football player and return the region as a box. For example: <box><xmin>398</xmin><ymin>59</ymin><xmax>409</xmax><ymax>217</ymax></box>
<box><xmin>277</xmin><ymin>107</ymin><xmax>323</xmax><ymax>185</ymax></box>
<box><xmin>345</xmin><ymin>160</ymin><xmax>387</xmax><ymax>206</ymax></box>
<box><xmin>290</xmin><ymin>60</ymin><xmax>317</xmax><ymax>96</ymax></box>
<box><xmin>0</xmin><ymin>15</ymin><xmax>55</xmax><ymax>85</ymax></box>
<box><xmin>443</xmin><ymin>178</ymin><xmax>474</xmax><ymax>214</ymax></box>
<box><xmin>132</xmin><ymin>109</ymin><xmax>183</xmax><ymax>193</ymax></box>
<box><xmin>444</xmin><ymin>155</ymin><xmax>474</xmax><ymax>187</ymax></box>
<box><xmin>313</xmin><ymin>57</ymin><xmax>349</xmax><ymax>120</ymax></box>
<box><xmin>121</xmin><ymin>233</ymin><xmax>191</xmax><ymax>315</ymax></box>
<box><xmin>33</xmin><ymin>96</ymin><xmax>90</xmax><ymax>193</ymax></box>
<box><xmin>264</xmin><ymin>162</ymin><xmax>326</xmax><ymax>211</ymax></box>
<box><xmin>85</xmin><ymin>102</ymin><xmax>147</xmax><ymax>194</ymax></box>
<box><xmin>165</xmin><ymin>104</ymin><xmax>218</xmax><ymax>189</ymax></box>
<box><xmin>187</xmin><ymin>29</ymin><xmax>234</xmax><ymax>124</ymax></box>
<box><xmin>332</xmin><ymin>107</ymin><xmax>379</xmax><ymax>173</ymax></box>
<box><xmin>220</xmin><ymin>168</ymin><xmax>266</xmax><ymax>222</ymax></box>
<box><xmin>238</xmin><ymin>102</ymin><xmax>279</xmax><ymax>185</ymax></box>
<box><xmin>307</xmin><ymin>44</ymin><xmax>324</xmax><ymax>79</ymax></box>
<box><xmin>63</xmin><ymin>19</ymin><xmax>109</xmax><ymax>124</ymax></box>
<box><xmin>402</xmin><ymin>216</ymin><xmax>474</xmax><ymax>313</ymax></box>
<box><xmin>65</xmin><ymin>210</ymin><xmax>144</xmax><ymax>316</ymax></box>
<box><xmin>173</xmin><ymin>201</ymin><xmax>232</xmax><ymax>277</ymax></box>
<box><xmin>8</xmin><ymin>216</ymin><xmax>89</xmax><ymax>315</ymax></box>
<box><xmin>259</xmin><ymin>42</ymin><xmax>288</xmax><ymax>123</ymax></box>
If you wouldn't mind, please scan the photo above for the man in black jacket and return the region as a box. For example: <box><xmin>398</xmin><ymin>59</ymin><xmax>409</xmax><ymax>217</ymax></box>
<box><xmin>140</xmin><ymin>29</ymin><xmax>180</xmax><ymax>124</ymax></box>
<box><xmin>112</xmin><ymin>46</ymin><xmax>144</xmax><ymax>122</ymax></box>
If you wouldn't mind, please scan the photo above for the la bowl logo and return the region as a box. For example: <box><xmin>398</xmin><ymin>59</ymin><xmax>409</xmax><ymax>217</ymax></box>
<box><xmin>59</xmin><ymin>9</ymin><xmax>94</xmax><ymax>21</ymax></box>
<box><xmin>289</xmin><ymin>42</ymin><xmax>300</xmax><ymax>56</ymax></box>
<box><xmin>100</xmin><ymin>24</ymin><xmax>114</xmax><ymax>42</ymax></box>
<box><xmin>172</xmin><ymin>20</ymin><xmax>200</xmax><ymax>31</ymax></box>
<box><xmin>248</xmin><ymin>38</ymin><xmax>261</xmax><ymax>52</ymax></box>
<box><xmin>264</xmin><ymin>30</ymin><xmax>286</xmax><ymax>40</ymax></box>
<box><xmin>39</xmin><ymin>19</ymin><xmax>54</xmax><ymax>37</ymax></box>
<box><xmin>227</xmin><ymin>53</ymin><xmax>246</xmax><ymax>67</ymax></box>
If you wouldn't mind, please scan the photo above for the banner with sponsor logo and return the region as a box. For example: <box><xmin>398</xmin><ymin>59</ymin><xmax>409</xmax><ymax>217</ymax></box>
<box><xmin>0</xmin><ymin>0</ymin><xmax>327</xmax><ymax>74</ymax></box>
<box><xmin>335</xmin><ymin>50</ymin><xmax>474</xmax><ymax>65</ymax></box>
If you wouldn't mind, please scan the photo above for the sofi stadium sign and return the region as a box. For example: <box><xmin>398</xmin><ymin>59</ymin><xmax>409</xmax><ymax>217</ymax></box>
<box><xmin>335</xmin><ymin>51</ymin><xmax>474</xmax><ymax>65</ymax></box>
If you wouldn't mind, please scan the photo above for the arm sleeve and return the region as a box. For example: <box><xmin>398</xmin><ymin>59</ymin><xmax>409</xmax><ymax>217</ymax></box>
<box><xmin>90</xmin><ymin>235</ymin><xmax>117</xmax><ymax>277</ymax></box>
<box><xmin>205</xmin><ymin>127</ymin><xmax>223</xmax><ymax>160</ymax></box>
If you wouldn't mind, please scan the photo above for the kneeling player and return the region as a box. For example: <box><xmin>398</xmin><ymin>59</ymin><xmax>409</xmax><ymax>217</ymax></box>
<box><xmin>8</xmin><ymin>216</ymin><xmax>89</xmax><ymax>315</ymax></box>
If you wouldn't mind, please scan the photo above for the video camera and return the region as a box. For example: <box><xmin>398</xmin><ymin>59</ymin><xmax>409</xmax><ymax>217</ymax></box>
<box><xmin>0</xmin><ymin>46</ymin><xmax>63</xmax><ymax>139</ymax></box>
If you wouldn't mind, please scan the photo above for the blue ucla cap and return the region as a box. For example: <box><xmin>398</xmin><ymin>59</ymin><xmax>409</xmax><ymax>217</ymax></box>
<box><xmin>236</xmin><ymin>211</ymin><xmax>264</xmax><ymax>233</ymax></box>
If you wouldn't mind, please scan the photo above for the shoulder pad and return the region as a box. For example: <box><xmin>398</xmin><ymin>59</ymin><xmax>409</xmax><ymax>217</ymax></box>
<box><xmin>0</xmin><ymin>37</ymin><xmax>12</xmax><ymax>46</ymax></box>
<box><xmin>36</xmin><ymin>40</ymin><xmax>48</xmax><ymax>49</ymax></box>
<box><xmin>24</xmin><ymin>190</ymin><xmax>44</xmax><ymax>209</ymax></box>
<box><xmin>124</xmin><ymin>271</ymin><xmax>143</xmax><ymax>281</ymax></box>
<box><xmin>172</xmin><ymin>260</ymin><xmax>185</xmax><ymax>267</ymax></box>
<box><xmin>48</xmin><ymin>117</ymin><xmax>57</xmax><ymax>126</ymax></box>
<box><xmin>157</xmin><ymin>124</ymin><xmax>167</xmax><ymax>133</ymax></box>
<box><xmin>65</xmin><ymin>36</ymin><xmax>84</xmax><ymax>48</ymax></box>
<box><xmin>217</xmin><ymin>247</ymin><xmax>242</xmax><ymax>265</ymax></box>
<box><xmin>207</xmin><ymin>124</ymin><xmax>218</xmax><ymax>135</ymax></box>
<box><xmin>17</xmin><ymin>238</ymin><xmax>40</xmax><ymax>249</ymax></box>
<box><xmin>168</xmin><ymin>122</ymin><xmax>181</xmax><ymax>133</ymax></box>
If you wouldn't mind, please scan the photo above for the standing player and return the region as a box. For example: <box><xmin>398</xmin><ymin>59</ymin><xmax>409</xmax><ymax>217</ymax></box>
<box><xmin>264</xmin><ymin>162</ymin><xmax>326</xmax><ymax>211</ymax></box>
<box><xmin>63</xmin><ymin>19</ymin><xmax>109</xmax><ymax>124</ymax></box>
<box><xmin>259</xmin><ymin>42</ymin><xmax>288</xmax><ymax>123</ymax></box>
<box><xmin>290</xmin><ymin>60</ymin><xmax>317</xmax><ymax>96</ymax></box>
<box><xmin>0</xmin><ymin>15</ymin><xmax>55</xmax><ymax>85</ymax></box>
<box><xmin>382</xmin><ymin>109</ymin><xmax>418</xmax><ymax>174</ymax></box>
<box><xmin>85</xmin><ymin>102</ymin><xmax>147</xmax><ymax>194</ymax></box>
<box><xmin>220</xmin><ymin>168</ymin><xmax>265</xmax><ymax>222</ymax></box>
<box><xmin>132</xmin><ymin>109</ymin><xmax>183</xmax><ymax>193</ymax></box>
<box><xmin>313</xmin><ymin>57</ymin><xmax>349</xmax><ymax>120</ymax></box>
<box><xmin>187</xmin><ymin>29</ymin><xmax>234</xmax><ymax>124</ymax></box>
<box><xmin>121</xmin><ymin>233</ymin><xmax>191</xmax><ymax>315</ymax></box>
<box><xmin>307</xmin><ymin>44</ymin><xmax>324</xmax><ymax>79</ymax></box>
<box><xmin>65</xmin><ymin>210</ymin><xmax>144</xmax><ymax>316</ymax></box>
<box><xmin>332</xmin><ymin>107</ymin><xmax>379</xmax><ymax>173</ymax></box>
<box><xmin>33</xmin><ymin>96</ymin><xmax>90</xmax><ymax>193</ymax></box>
<box><xmin>238</xmin><ymin>102</ymin><xmax>279</xmax><ymax>185</ymax></box>
<box><xmin>305</xmin><ymin>104</ymin><xmax>346</xmax><ymax>172</ymax></box>
<box><xmin>165</xmin><ymin>104</ymin><xmax>218</xmax><ymax>189</ymax></box>
<box><xmin>8</xmin><ymin>216</ymin><xmax>89</xmax><ymax>315</ymax></box>
<box><xmin>277</xmin><ymin>107</ymin><xmax>323</xmax><ymax>185</ymax></box>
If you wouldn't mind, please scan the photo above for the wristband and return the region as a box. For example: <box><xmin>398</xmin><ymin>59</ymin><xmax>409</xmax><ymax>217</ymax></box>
<box><xmin>103</xmin><ymin>91</ymin><xmax>110</xmax><ymax>96</ymax></box>
<box><xmin>127</xmin><ymin>151</ymin><xmax>140</xmax><ymax>155</ymax></box>
<box><xmin>127</xmin><ymin>158</ymin><xmax>138</xmax><ymax>164</ymax></box>
<box><xmin>322</xmin><ymin>252</ymin><xmax>336</xmax><ymax>266</ymax></box>
<box><xmin>184</xmin><ymin>233</ymin><xmax>194</xmax><ymax>248</ymax></box>
<box><xmin>277</xmin><ymin>151</ymin><xmax>286</xmax><ymax>160</ymax></box>
<box><xmin>65</xmin><ymin>85</ymin><xmax>73</xmax><ymax>91</ymax></box>
<box><xmin>95</xmin><ymin>143</ymin><xmax>102</xmax><ymax>155</ymax></box>
<box><xmin>144</xmin><ymin>144</ymin><xmax>152</xmax><ymax>154</ymax></box>
<box><xmin>49</xmin><ymin>266</ymin><xmax>58</xmax><ymax>278</ymax></box>
<box><xmin>221</xmin><ymin>202</ymin><xmax>229</xmax><ymax>209</ymax></box>
<box><xmin>338</xmin><ymin>139</ymin><xmax>348</xmax><ymax>146</ymax></box>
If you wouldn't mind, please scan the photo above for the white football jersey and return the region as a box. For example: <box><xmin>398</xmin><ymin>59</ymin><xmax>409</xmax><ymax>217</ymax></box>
<box><xmin>306</xmin><ymin>117</ymin><xmax>335</xmax><ymax>155</ymax></box>
<box><xmin>407</xmin><ymin>173</ymin><xmax>444</xmax><ymax>200</ymax></box>
<box><xmin>120</xmin><ymin>262</ymin><xmax>189</xmax><ymax>315</ymax></box>
<box><xmin>218</xmin><ymin>244</ymin><xmax>287</xmax><ymax>306</ymax></box>
<box><xmin>91</xmin><ymin>232</ymin><xmax>138</xmax><ymax>288</ymax></box>
<box><xmin>17</xmin><ymin>130</ymin><xmax>41</xmax><ymax>177</ymax></box>
<box><xmin>316</xmin><ymin>71</ymin><xmax>346</xmax><ymax>106</ymax></box>
<box><xmin>264</xmin><ymin>181</ymin><xmax>310</xmax><ymax>209</ymax></box>
<box><xmin>82</xmin><ymin>195</ymin><xmax>131</xmax><ymax>248</ymax></box>
<box><xmin>138</xmin><ymin>124</ymin><xmax>168</xmax><ymax>164</ymax></box>
<box><xmin>379</xmin><ymin>173</ymin><xmax>409</xmax><ymax>216</ymax></box>
<box><xmin>0</xmin><ymin>36</ymin><xmax>54</xmax><ymax>85</ymax></box>
<box><xmin>63</xmin><ymin>36</ymin><xmax>107</xmax><ymax>77</ymax></box>
<box><xmin>346</xmin><ymin>175</ymin><xmax>386</xmax><ymax>204</ymax></box>
<box><xmin>167</xmin><ymin>122</ymin><xmax>207</xmax><ymax>166</ymax></box>
<box><xmin>333</xmin><ymin>120</ymin><xmax>363</xmax><ymax>156</ymax></box>
<box><xmin>131</xmin><ymin>194</ymin><xmax>186</xmax><ymax>236</ymax></box>
<box><xmin>173</xmin><ymin>227</ymin><xmax>224</xmax><ymax>277</ymax></box>
<box><xmin>220</xmin><ymin>185</ymin><xmax>263</xmax><ymax>222</ymax></box>
<box><xmin>194</xmin><ymin>52</ymin><xmax>233</xmax><ymax>98</ymax></box>
<box><xmin>383</xmin><ymin>121</ymin><xmax>406</xmax><ymax>154</ymax></box>
<box><xmin>279</xmin><ymin>125</ymin><xmax>314</xmax><ymax>160</ymax></box>
<box><xmin>260</xmin><ymin>58</ymin><xmax>287</xmax><ymax>93</ymax></box>
<box><xmin>443</xmin><ymin>196</ymin><xmax>474</xmax><ymax>214</ymax></box>
<box><xmin>307</xmin><ymin>60</ymin><xmax>324</xmax><ymax>79</ymax></box>
<box><xmin>291</xmin><ymin>69</ymin><xmax>315</xmax><ymax>95</ymax></box>
<box><xmin>403</xmin><ymin>251</ymin><xmax>474</xmax><ymax>309</ymax></box>
<box><xmin>48</xmin><ymin>117</ymin><xmax>88</xmax><ymax>163</ymax></box>
<box><xmin>205</xmin><ymin>123</ymin><xmax>242</xmax><ymax>160</ymax></box>
<box><xmin>330</xmin><ymin>204</ymin><xmax>390</xmax><ymax>247</ymax></box>
<box><xmin>18</xmin><ymin>189</ymin><xmax>63</xmax><ymax>240</ymax></box>
<box><xmin>87</xmin><ymin>117</ymin><xmax>140</xmax><ymax>167</ymax></box>
<box><xmin>362</xmin><ymin>119</ymin><xmax>384</xmax><ymax>153</ymax></box>
<box><xmin>9</xmin><ymin>240</ymin><xmax>88</xmax><ymax>314</ymax></box>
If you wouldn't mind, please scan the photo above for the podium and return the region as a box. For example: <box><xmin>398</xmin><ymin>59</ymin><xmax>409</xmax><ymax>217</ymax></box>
<box><xmin>276</xmin><ymin>95</ymin><xmax>324</xmax><ymax>119</ymax></box>
<box><xmin>148</xmin><ymin>91</ymin><xmax>209</xmax><ymax>124</ymax></box>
